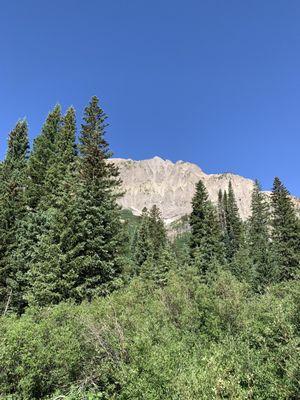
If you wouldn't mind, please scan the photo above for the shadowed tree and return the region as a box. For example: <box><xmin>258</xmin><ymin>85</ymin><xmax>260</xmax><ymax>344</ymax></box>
<box><xmin>271</xmin><ymin>177</ymin><xmax>300</xmax><ymax>281</ymax></box>
<box><xmin>223</xmin><ymin>181</ymin><xmax>243</xmax><ymax>261</ymax></box>
<box><xmin>0</xmin><ymin>121</ymin><xmax>29</xmax><ymax>313</ymax></box>
<box><xmin>190</xmin><ymin>180</ymin><xmax>224</xmax><ymax>276</ymax></box>
<box><xmin>249</xmin><ymin>180</ymin><xmax>273</xmax><ymax>289</ymax></box>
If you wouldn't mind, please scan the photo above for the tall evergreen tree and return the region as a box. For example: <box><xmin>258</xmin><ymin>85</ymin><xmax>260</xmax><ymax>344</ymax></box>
<box><xmin>25</xmin><ymin>109</ymin><xmax>77</xmax><ymax>306</ymax></box>
<box><xmin>132</xmin><ymin>207</ymin><xmax>153</xmax><ymax>270</ymax></box>
<box><xmin>218</xmin><ymin>189</ymin><xmax>226</xmax><ymax>233</ymax></box>
<box><xmin>230</xmin><ymin>225</ymin><xmax>255</xmax><ymax>284</ymax></box>
<box><xmin>223</xmin><ymin>181</ymin><xmax>243</xmax><ymax>261</ymax></box>
<box><xmin>12</xmin><ymin>107</ymin><xmax>77</xmax><ymax>308</ymax></box>
<box><xmin>27</xmin><ymin>104</ymin><xmax>62</xmax><ymax>209</ymax></box>
<box><xmin>133</xmin><ymin>205</ymin><xmax>167</xmax><ymax>273</ymax></box>
<box><xmin>249</xmin><ymin>180</ymin><xmax>272</xmax><ymax>289</ymax></box>
<box><xmin>148</xmin><ymin>205</ymin><xmax>167</xmax><ymax>259</ymax></box>
<box><xmin>190</xmin><ymin>180</ymin><xmax>224</xmax><ymax>276</ymax></box>
<box><xmin>59</xmin><ymin>96</ymin><xmax>125</xmax><ymax>301</ymax></box>
<box><xmin>0</xmin><ymin>121</ymin><xmax>29</xmax><ymax>313</ymax></box>
<box><xmin>142</xmin><ymin>244</ymin><xmax>175</xmax><ymax>287</ymax></box>
<box><xmin>41</xmin><ymin>107</ymin><xmax>77</xmax><ymax>208</ymax></box>
<box><xmin>271</xmin><ymin>177</ymin><xmax>300</xmax><ymax>281</ymax></box>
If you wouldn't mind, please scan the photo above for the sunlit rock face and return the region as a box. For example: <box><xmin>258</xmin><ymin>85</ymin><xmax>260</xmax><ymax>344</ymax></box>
<box><xmin>110</xmin><ymin>156</ymin><xmax>257</xmax><ymax>222</ymax></box>
<box><xmin>110</xmin><ymin>156</ymin><xmax>300</xmax><ymax>223</ymax></box>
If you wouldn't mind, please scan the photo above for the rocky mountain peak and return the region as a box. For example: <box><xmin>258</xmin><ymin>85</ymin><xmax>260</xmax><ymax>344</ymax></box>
<box><xmin>110</xmin><ymin>157</ymin><xmax>299</xmax><ymax>224</ymax></box>
<box><xmin>111</xmin><ymin>157</ymin><xmax>251</xmax><ymax>222</ymax></box>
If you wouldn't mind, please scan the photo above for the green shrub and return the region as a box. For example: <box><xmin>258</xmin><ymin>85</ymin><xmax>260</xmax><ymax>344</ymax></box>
<box><xmin>0</xmin><ymin>271</ymin><xmax>299</xmax><ymax>399</ymax></box>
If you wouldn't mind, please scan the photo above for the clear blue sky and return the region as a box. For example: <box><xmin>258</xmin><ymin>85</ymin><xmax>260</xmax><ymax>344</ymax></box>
<box><xmin>1</xmin><ymin>1</ymin><xmax>300</xmax><ymax>195</ymax></box>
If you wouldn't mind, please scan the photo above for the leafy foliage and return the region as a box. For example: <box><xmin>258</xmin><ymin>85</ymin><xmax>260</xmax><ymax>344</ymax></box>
<box><xmin>0</xmin><ymin>272</ymin><xmax>299</xmax><ymax>399</ymax></box>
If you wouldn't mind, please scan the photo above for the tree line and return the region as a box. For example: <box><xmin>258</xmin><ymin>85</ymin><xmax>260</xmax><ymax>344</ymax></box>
<box><xmin>0</xmin><ymin>97</ymin><xmax>299</xmax><ymax>317</ymax></box>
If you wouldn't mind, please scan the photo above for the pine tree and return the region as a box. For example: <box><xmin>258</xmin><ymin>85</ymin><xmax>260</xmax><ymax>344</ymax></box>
<box><xmin>249</xmin><ymin>180</ymin><xmax>273</xmax><ymax>289</ymax></box>
<box><xmin>12</xmin><ymin>107</ymin><xmax>77</xmax><ymax>308</ymax></box>
<box><xmin>59</xmin><ymin>96</ymin><xmax>125</xmax><ymax>301</ymax></box>
<box><xmin>27</xmin><ymin>105</ymin><xmax>62</xmax><ymax>209</ymax></box>
<box><xmin>223</xmin><ymin>181</ymin><xmax>243</xmax><ymax>261</ymax></box>
<box><xmin>133</xmin><ymin>205</ymin><xmax>167</xmax><ymax>273</ymax></box>
<box><xmin>148</xmin><ymin>205</ymin><xmax>167</xmax><ymax>259</ymax></box>
<box><xmin>218</xmin><ymin>189</ymin><xmax>226</xmax><ymax>233</ymax></box>
<box><xmin>22</xmin><ymin>209</ymin><xmax>65</xmax><ymax>307</ymax></box>
<box><xmin>271</xmin><ymin>177</ymin><xmax>300</xmax><ymax>281</ymax></box>
<box><xmin>133</xmin><ymin>207</ymin><xmax>153</xmax><ymax>270</ymax></box>
<box><xmin>0</xmin><ymin>121</ymin><xmax>29</xmax><ymax>313</ymax></box>
<box><xmin>41</xmin><ymin>107</ymin><xmax>77</xmax><ymax>208</ymax></box>
<box><xmin>230</xmin><ymin>226</ymin><xmax>254</xmax><ymax>284</ymax></box>
<box><xmin>190</xmin><ymin>180</ymin><xmax>224</xmax><ymax>276</ymax></box>
<box><xmin>142</xmin><ymin>244</ymin><xmax>175</xmax><ymax>286</ymax></box>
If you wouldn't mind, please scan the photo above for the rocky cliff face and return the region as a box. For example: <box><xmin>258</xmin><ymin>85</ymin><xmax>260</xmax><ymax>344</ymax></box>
<box><xmin>111</xmin><ymin>157</ymin><xmax>299</xmax><ymax>223</ymax></box>
<box><xmin>111</xmin><ymin>157</ymin><xmax>256</xmax><ymax>222</ymax></box>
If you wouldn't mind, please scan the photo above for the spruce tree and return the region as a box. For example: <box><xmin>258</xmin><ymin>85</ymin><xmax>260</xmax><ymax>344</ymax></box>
<box><xmin>142</xmin><ymin>244</ymin><xmax>175</xmax><ymax>287</ymax></box>
<box><xmin>133</xmin><ymin>207</ymin><xmax>153</xmax><ymax>270</ymax></box>
<box><xmin>221</xmin><ymin>190</ymin><xmax>231</xmax><ymax>256</ymax></box>
<box><xmin>249</xmin><ymin>180</ymin><xmax>272</xmax><ymax>289</ymax></box>
<box><xmin>0</xmin><ymin>121</ymin><xmax>29</xmax><ymax>313</ymax></box>
<box><xmin>59</xmin><ymin>96</ymin><xmax>125</xmax><ymax>301</ymax></box>
<box><xmin>27</xmin><ymin>104</ymin><xmax>62</xmax><ymax>209</ymax></box>
<box><xmin>218</xmin><ymin>189</ymin><xmax>226</xmax><ymax>233</ymax></box>
<box><xmin>133</xmin><ymin>205</ymin><xmax>167</xmax><ymax>273</ymax></box>
<box><xmin>12</xmin><ymin>107</ymin><xmax>77</xmax><ymax>308</ymax></box>
<box><xmin>190</xmin><ymin>180</ymin><xmax>224</xmax><ymax>276</ymax></box>
<box><xmin>223</xmin><ymin>181</ymin><xmax>243</xmax><ymax>261</ymax></box>
<box><xmin>22</xmin><ymin>209</ymin><xmax>65</xmax><ymax>307</ymax></box>
<box><xmin>271</xmin><ymin>177</ymin><xmax>300</xmax><ymax>281</ymax></box>
<box><xmin>230</xmin><ymin>225</ymin><xmax>255</xmax><ymax>284</ymax></box>
<box><xmin>41</xmin><ymin>107</ymin><xmax>77</xmax><ymax>208</ymax></box>
<box><xmin>148</xmin><ymin>205</ymin><xmax>167</xmax><ymax>259</ymax></box>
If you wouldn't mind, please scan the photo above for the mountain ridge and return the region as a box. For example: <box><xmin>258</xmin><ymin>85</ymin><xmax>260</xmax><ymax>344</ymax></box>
<box><xmin>109</xmin><ymin>157</ymin><xmax>275</xmax><ymax>223</ymax></box>
<box><xmin>110</xmin><ymin>156</ymin><xmax>300</xmax><ymax>223</ymax></box>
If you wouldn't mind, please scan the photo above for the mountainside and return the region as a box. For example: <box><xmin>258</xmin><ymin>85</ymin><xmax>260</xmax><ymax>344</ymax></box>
<box><xmin>111</xmin><ymin>157</ymin><xmax>252</xmax><ymax>222</ymax></box>
<box><xmin>111</xmin><ymin>157</ymin><xmax>300</xmax><ymax>223</ymax></box>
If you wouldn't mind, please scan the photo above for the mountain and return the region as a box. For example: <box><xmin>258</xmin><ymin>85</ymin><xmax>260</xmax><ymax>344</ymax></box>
<box><xmin>111</xmin><ymin>156</ymin><xmax>300</xmax><ymax>224</ymax></box>
<box><xmin>111</xmin><ymin>157</ymin><xmax>248</xmax><ymax>222</ymax></box>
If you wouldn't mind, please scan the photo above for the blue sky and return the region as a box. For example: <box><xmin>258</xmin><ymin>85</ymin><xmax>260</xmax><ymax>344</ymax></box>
<box><xmin>1</xmin><ymin>1</ymin><xmax>300</xmax><ymax>195</ymax></box>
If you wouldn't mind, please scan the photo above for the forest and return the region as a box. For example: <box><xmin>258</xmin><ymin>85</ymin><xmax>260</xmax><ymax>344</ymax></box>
<box><xmin>0</xmin><ymin>97</ymin><xmax>299</xmax><ymax>399</ymax></box>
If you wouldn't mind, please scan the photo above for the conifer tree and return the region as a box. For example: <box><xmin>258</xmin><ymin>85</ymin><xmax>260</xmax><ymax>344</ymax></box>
<box><xmin>223</xmin><ymin>181</ymin><xmax>243</xmax><ymax>260</ymax></box>
<box><xmin>148</xmin><ymin>205</ymin><xmax>167</xmax><ymax>259</ymax></box>
<box><xmin>0</xmin><ymin>121</ymin><xmax>29</xmax><ymax>313</ymax></box>
<box><xmin>133</xmin><ymin>207</ymin><xmax>153</xmax><ymax>269</ymax></box>
<box><xmin>190</xmin><ymin>180</ymin><xmax>224</xmax><ymax>275</ymax></box>
<box><xmin>249</xmin><ymin>180</ymin><xmax>273</xmax><ymax>289</ymax></box>
<box><xmin>59</xmin><ymin>96</ymin><xmax>125</xmax><ymax>301</ymax></box>
<box><xmin>218</xmin><ymin>189</ymin><xmax>226</xmax><ymax>233</ymax></box>
<box><xmin>271</xmin><ymin>177</ymin><xmax>300</xmax><ymax>281</ymax></box>
<box><xmin>133</xmin><ymin>205</ymin><xmax>167</xmax><ymax>272</ymax></box>
<box><xmin>41</xmin><ymin>107</ymin><xmax>77</xmax><ymax>208</ymax></box>
<box><xmin>230</xmin><ymin>226</ymin><xmax>254</xmax><ymax>284</ymax></box>
<box><xmin>12</xmin><ymin>107</ymin><xmax>77</xmax><ymax>308</ymax></box>
<box><xmin>142</xmin><ymin>244</ymin><xmax>175</xmax><ymax>286</ymax></box>
<box><xmin>27</xmin><ymin>105</ymin><xmax>62</xmax><ymax>209</ymax></box>
<box><xmin>221</xmin><ymin>190</ymin><xmax>231</xmax><ymax>255</ymax></box>
<box><xmin>22</xmin><ymin>210</ymin><xmax>65</xmax><ymax>307</ymax></box>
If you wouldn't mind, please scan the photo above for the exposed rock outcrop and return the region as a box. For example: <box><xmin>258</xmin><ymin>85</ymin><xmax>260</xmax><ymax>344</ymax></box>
<box><xmin>110</xmin><ymin>157</ymin><xmax>299</xmax><ymax>223</ymax></box>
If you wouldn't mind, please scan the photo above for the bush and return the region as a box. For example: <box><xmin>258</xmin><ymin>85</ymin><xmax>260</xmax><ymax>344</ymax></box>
<box><xmin>0</xmin><ymin>271</ymin><xmax>299</xmax><ymax>399</ymax></box>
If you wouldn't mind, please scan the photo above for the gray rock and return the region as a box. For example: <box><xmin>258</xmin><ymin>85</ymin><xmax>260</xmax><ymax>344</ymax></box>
<box><xmin>110</xmin><ymin>157</ymin><xmax>300</xmax><ymax>223</ymax></box>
